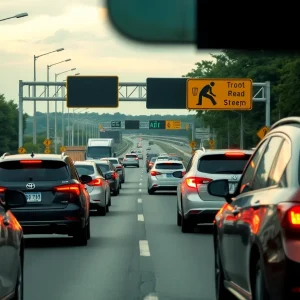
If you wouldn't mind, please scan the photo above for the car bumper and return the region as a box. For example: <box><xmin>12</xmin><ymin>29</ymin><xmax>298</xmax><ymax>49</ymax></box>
<box><xmin>182</xmin><ymin>192</ymin><xmax>224</xmax><ymax>224</ymax></box>
<box><xmin>148</xmin><ymin>177</ymin><xmax>180</xmax><ymax>191</ymax></box>
<box><xmin>12</xmin><ymin>205</ymin><xmax>85</xmax><ymax>235</ymax></box>
<box><xmin>88</xmin><ymin>188</ymin><xmax>106</xmax><ymax>208</ymax></box>
<box><xmin>123</xmin><ymin>162</ymin><xmax>139</xmax><ymax>167</ymax></box>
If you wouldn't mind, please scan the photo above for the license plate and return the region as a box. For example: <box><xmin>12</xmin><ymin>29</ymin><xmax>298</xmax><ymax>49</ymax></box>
<box><xmin>166</xmin><ymin>173</ymin><xmax>173</xmax><ymax>178</ymax></box>
<box><xmin>228</xmin><ymin>183</ymin><xmax>238</xmax><ymax>194</ymax></box>
<box><xmin>25</xmin><ymin>192</ymin><xmax>42</xmax><ymax>202</ymax></box>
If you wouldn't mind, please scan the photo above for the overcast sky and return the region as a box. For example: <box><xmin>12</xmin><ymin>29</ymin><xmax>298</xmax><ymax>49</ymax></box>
<box><xmin>0</xmin><ymin>0</ymin><xmax>216</xmax><ymax>116</ymax></box>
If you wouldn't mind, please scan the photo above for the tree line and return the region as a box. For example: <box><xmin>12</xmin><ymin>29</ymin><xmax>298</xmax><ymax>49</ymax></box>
<box><xmin>184</xmin><ymin>50</ymin><xmax>300</xmax><ymax>148</ymax></box>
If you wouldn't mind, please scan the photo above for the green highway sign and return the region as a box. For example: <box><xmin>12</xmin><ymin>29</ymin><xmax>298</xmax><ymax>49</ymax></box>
<box><xmin>149</xmin><ymin>120</ymin><xmax>165</xmax><ymax>129</ymax></box>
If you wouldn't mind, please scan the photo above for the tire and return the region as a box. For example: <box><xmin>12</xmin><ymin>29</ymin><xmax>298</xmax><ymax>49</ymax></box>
<box><xmin>255</xmin><ymin>260</ymin><xmax>270</xmax><ymax>300</ymax></box>
<box><xmin>112</xmin><ymin>188</ymin><xmax>118</xmax><ymax>196</ymax></box>
<box><xmin>177</xmin><ymin>206</ymin><xmax>182</xmax><ymax>226</ymax></box>
<box><xmin>215</xmin><ymin>242</ymin><xmax>235</xmax><ymax>300</ymax></box>
<box><xmin>12</xmin><ymin>254</ymin><xmax>23</xmax><ymax>300</ymax></box>
<box><xmin>73</xmin><ymin>223</ymin><xmax>88</xmax><ymax>246</ymax></box>
<box><xmin>181</xmin><ymin>202</ymin><xmax>193</xmax><ymax>233</ymax></box>
<box><xmin>108</xmin><ymin>193</ymin><xmax>111</xmax><ymax>206</ymax></box>
<box><xmin>97</xmin><ymin>206</ymin><xmax>106</xmax><ymax>216</ymax></box>
<box><xmin>148</xmin><ymin>188</ymin><xmax>154</xmax><ymax>195</ymax></box>
<box><xmin>87</xmin><ymin>218</ymin><xmax>91</xmax><ymax>240</ymax></box>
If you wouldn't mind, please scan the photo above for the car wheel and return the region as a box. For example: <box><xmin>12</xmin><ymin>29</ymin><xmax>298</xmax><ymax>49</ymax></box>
<box><xmin>255</xmin><ymin>260</ymin><xmax>270</xmax><ymax>300</ymax></box>
<box><xmin>108</xmin><ymin>193</ymin><xmax>111</xmax><ymax>206</ymax></box>
<box><xmin>177</xmin><ymin>205</ymin><xmax>182</xmax><ymax>226</ymax></box>
<box><xmin>181</xmin><ymin>203</ymin><xmax>193</xmax><ymax>233</ymax></box>
<box><xmin>12</xmin><ymin>254</ymin><xmax>23</xmax><ymax>300</ymax></box>
<box><xmin>215</xmin><ymin>241</ymin><xmax>235</xmax><ymax>300</ymax></box>
<box><xmin>112</xmin><ymin>189</ymin><xmax>118</xmax><ymax>196</ymax></box>
<box><xmin>87</xmin><ymin>217</ymin><xmax>91</xmax><ymax>240</ymax></box>
<box><xmin>119</xmin><ymin>183</ymin><xmax>122</xmax><ymax>189</ymax></box>
<box><xmin>73</xmin><ymin>224</ymin><xmax>88</xmax><ymax>246</ymax></box>
<box><xmin>148</xmin><ymin>188</ymin><xmax>154</xmax><ymax>195</ymax></box>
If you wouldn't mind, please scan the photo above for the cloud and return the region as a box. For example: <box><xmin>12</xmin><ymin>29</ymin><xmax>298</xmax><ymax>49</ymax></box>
<box><xmin>37</xmin><ymin>29</ymin><xmax>110</xmax><ymax>44</ymax></box>
<box><xmin>0</xmin><ymin>0</ymin><xmax>103</xmax><ymax>18</ymax></box>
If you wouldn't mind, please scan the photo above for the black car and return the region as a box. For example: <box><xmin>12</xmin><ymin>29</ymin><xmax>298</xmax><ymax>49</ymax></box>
<box><xmin>208</xmin><ymin>117</ymin><xmax>300</xmax><ymax>300</ymax></box>
<box><xmin>0</xmin><ymin>189</ymin><xmax>27</xmax><ymax>299</ymax></box>
<box><xmin>93</xmin><ymin>160</ymin><xmax>121</xmax><ymax>196</ymax></box>
<box><xmin>0</xmin><ymin>153</ymin><xmax>92</xmax><ymax>246</ymax></box>
<box><xmin>146</xmin><ymin>153</ymin><xmax>158</xmax><ymax>172</ymax></box>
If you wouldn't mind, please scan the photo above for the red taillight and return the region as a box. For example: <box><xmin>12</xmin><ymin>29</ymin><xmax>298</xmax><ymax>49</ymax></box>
<box><xmin>111</xmin><ymin>172</ymin><xmax>118</xmax><ymax>179</ymax></box>
<box><xmin>135</xmin><ymin>157</ymin><xmax>138</xmax><ymax>160</ymax></box>
<box><xmin>116</xmin><ymin>166</ymin><xmax>122</xmax><ymax>169</ymax></box>
<box><xmin>182</xmin><ymin>171</ymin><xmax>186</xmax><ymax>176</ymax></box>
<box><xmin>88</xmin><ymin>179</ymin><xmax>103</xmax><ymax>186</ymax></box>
<box><xmin>277</xmin><ymin>202</ymin><xmax>300</xmax><ymax>230</ymax></box>
<box><xmin>185</xmin><ymin>177</ymin><xmax>212</xmax><ymax>188</ymax></box>
<box><xmin>20</xmin><ymin>160</ymin><xmax>42</xmax><ymax>164</ymax></box>
<box><xmin>150</xmin><ymin>170</ymin><xmax>161</xmax><ymax>176</ymax></box>
<box><xmin>0</xmin><ymin>187</ymin><xmax>6</xmax><ymax>193</ymax></box>
<box><xmin>224</xmin><ymin>152</ymin><xmax>245</xmax><ymax>157</ymax></box>
<box><xmin>54</xmin><ymin>184</ymin><xmax>82</xmax><ymax>196</ymax></box>
<box><xmin>123</xmin><ymin>158</ymin><xmax>127</xmax><ymax>161</ymax></box>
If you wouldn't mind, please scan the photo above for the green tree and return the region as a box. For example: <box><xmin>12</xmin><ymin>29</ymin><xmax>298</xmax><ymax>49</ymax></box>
<box><xmin>0</xmin><ymin>94</ymin><xmax>28</xmax><ymax>154</ymax></box>
<box><xmin>184</xmin><ymin>51</ymin><xmax>300</xmax><ymax>148</ymax></box>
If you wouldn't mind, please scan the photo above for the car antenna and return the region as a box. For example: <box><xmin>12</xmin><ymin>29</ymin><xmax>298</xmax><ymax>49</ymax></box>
<box><xmin>30</xmin><ymin>152</ymin><xmax>34</xmax><ymax>158</ymax></box>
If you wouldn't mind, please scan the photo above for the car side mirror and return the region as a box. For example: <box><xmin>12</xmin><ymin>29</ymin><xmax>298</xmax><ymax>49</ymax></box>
<box><xmin>80</xmin><ymin>175</ymin><xmax>93</xmax><ymax>184</ymax></box>
<box><xmin>207</xmin><ymin>179</ymin><xmax>232</xmax><ymax>204</ymax></box>
<box><xmin>173</xmin><ymin>171</ymin><xmax>183</xmax><ymax>178</ymax></box>
<box><xmin>105</xmin><ymin>173</ymin><xmax>112</xmax><ymax>180</ymax></box>
<box><xmin>3</xmin><ymin>190</ymin><xmax>27</xmax><ymax>209</ymax></box>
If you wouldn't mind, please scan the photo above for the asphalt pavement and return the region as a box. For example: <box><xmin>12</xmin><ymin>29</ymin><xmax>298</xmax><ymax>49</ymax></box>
<box><xmin>23</xmin><ymin>143</ymin><xmax>215</xmax><ymax>300</ymax></box>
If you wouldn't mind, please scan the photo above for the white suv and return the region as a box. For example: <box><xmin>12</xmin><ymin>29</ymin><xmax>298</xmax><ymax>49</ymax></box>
<box><xmin>175</xmin><ymin>148</ymin><xmax>253</xmax><ymax>233</ymax></box>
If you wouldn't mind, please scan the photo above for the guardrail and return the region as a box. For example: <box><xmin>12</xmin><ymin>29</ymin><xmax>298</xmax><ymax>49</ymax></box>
<box><xmin>140</xmin><ymin>135</ymin><xmax>188</xmax><ymax>142</ymax></box>
<box><xmin>142</xmin><ymin>135</ymin><xmax>190</xmax><ymax>149</ymax></box>
<box><xmin>116</xmin><ymin>139</ymin><xmax>130</xmax><ymax>156</ymax></box>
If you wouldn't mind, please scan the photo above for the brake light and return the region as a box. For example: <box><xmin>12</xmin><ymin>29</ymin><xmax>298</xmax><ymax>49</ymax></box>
<box><xmin>277</xmin><ymin>202</ymin><xmax>300</xmax><ymax>230</ymax></box>
<box><xmin>116</xmin><ymin>166</ymin><xmax>122</xmax><ymax>169</ymax></box>
<box><xmin>149</xmin><ymin>163</ymin><xmax>153</xmax><ymax>166</ymax></box>
<box><xmin>54</xmin><ymin>184</ymin><xmax>81</xmax><ymax>196</ymax></box>
<box><xmin>111</xmin><ymin>172</ymin><xmax>118</xmax><ymax>179</ymax></box>
<box><xmin>0</xmin><ymin>187</ymin><xmax>6</xmax><ymax>193</ymax></box>
<box><xmin>185</xmin><ymin>177</ymin><xmax>212</xmax><ymax>188</ymax></box>
<box><xmin>150</xmin><ymin>170</ymin><xmax>161</xmax><ymax>176</ymax></box>
<box><xmin>224</xmin><ymin>152</ymin><xmax>245</xmax><ymax>157</ymax></box>
<box><xmin>20</xmin><ymin>160</ymin><xmax>42</xmax><ymax>164</ymax></box>
<box><xmin>182</xmin><ymin>171</ymin><xmax>186</xmax><ymax>176</ymax></box>
<box><xmin>135</xmin><ymin>157</ymin><xmax>139</xmax><ymax>160</ymax></box>
<box><xmin>88</xmin><ymin>179</ymin><xmax>103</xmax><ymax>186</ymax></box>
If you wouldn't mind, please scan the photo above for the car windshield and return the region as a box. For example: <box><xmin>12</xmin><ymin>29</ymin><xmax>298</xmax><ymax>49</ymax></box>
<box><xmin>107</xmin><ymin>158</ymin><xmax>119</xmax><ymax>164</ymax></box>
<box><xmin>0</xmin><ymin>160</ymin><xmax>69</xmax><ymax>182</ymax></box>
<box><xmin>198</xmin><ymin>154</ymin><xmax>251</xmax><ymax>174</ymax></box>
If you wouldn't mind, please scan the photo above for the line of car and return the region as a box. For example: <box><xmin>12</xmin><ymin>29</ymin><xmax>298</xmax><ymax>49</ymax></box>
<box><xmin>0</xmin><ymin>149</ymin><xmax>142</xmax><ymax>299</ymax></box>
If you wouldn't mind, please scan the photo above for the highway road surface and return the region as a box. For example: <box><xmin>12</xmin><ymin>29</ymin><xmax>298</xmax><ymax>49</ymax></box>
<box><xmin>23</xmin><ymin>143</ymin><xmax>215</xmax><ymax>300</ymax></box>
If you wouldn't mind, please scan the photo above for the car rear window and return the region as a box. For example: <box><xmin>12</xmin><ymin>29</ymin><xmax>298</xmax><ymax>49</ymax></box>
<box><xmin>0</xmin><ymin>160</ymin><xmax>69</xmax><ymax>182</ymax></box>
<box><xmin>96</xmin><ymin>163</ymin><xmax>110</xmax><ymax>173</ymax></box>
<box><xmin>150</xmin><ymin>157</ymin><xmax>157</xmax><ymax>162</ymax></box>
<box><xmin>108</xmin><ymin>159</ymin><xmax>119</xmax><ymax>164</ymax></box>
<box><xmin>126</xmin><ymin>155</ymin><xmax>137</xmax><ymax>158</ymax></box>
<box><xmin>157</xmin><ymin>156</ymin><xmax>169</xmax><ymax>160</ymax></box>
<box><xmin>197</xmin><ymin>154</ymin><xmax>251</xmax><ymax>174</ymax></box>
<box><xmin>75</xmin><ymin>165</ymin><xmax>94</xmax><ymax>176</ymax></box>
<box><xmin>156</xmin><ymin>163</ymin><xmax>184</xmax><ymax>169</ymax></box>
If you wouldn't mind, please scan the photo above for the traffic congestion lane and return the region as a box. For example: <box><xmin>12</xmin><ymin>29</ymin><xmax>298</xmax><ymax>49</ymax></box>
<box><xmin>23</xmin><ymin>166</ymin><xmax>152</xmax><ymax>300</ymax></box>
<box><xmin>141</xmin><ymin>145</ymin><xmax>215</xmax><ymax>300</ymax></box>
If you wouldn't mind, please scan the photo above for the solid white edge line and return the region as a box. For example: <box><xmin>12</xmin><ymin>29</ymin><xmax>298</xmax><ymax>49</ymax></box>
<box><xmin>137</xmin><ymin>198</ymin><xmax>142</xmax><ymax>203</ymax></box>
<box><xmin>137</xmin><ymin>214</ymin><xmax>144</xmax><ymax>221</ymax></box>
<box><xmin>139</xmin><ymin>240</ymin><xmax>150</xmax><ymax>256</ymax></box>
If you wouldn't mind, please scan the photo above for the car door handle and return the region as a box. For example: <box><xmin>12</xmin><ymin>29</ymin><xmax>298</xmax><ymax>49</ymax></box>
<box><xmin>232</xmin><ymin>207</ymin><xmax>242</xmax><ymax>216</ymax></box>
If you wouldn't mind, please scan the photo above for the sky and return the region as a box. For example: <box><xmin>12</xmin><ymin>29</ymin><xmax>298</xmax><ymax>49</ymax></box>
<box><xmin>0</xmin><ymin>0</ymin><xmax>216</xmax><ymax>116</ymax></box>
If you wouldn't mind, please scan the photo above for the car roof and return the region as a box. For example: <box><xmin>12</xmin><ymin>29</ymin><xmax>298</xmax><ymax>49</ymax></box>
<box><xmin>74</xmin><ymin>161</ymin><xmax>95</xmax><ymax>165</ymax></box>
<box><xmin>86</xmin><ymin>159</ymin><xmax>110</xmax><ymax>164</ymax></box>
<box><xmin>0</xmin><ymin>153</ymin><xmax>66</xmax><ymax>162</ymax></box>
<box><xmin>196</xmin><ymin>149</ymin><xmax>253</xmax><ymax>156</ymax></box>
<box><xmin>155</xmin><ymin>160</ymin><xmax>183</xmax><ymax>164</ymax></box>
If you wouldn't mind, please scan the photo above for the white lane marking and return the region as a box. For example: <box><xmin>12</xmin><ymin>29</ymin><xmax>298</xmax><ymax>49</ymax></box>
<box><xmin>140</xmin><ymin>178</ymin><xmax>142</xmax><ymax>181</ymax></box>
<box><xmin>144</xmin><ymin>294</ymin><xmax>159</xmax><ymax>300</ymax></box>
<box><xmin>139</xmin><ymin>240</ymin><xmax>150</xmax><ymax>256</ymax></box>
<box><xmin>138</xmin><ymin>198</ymin><xmax>142</xmax><ymax>203</ymax></box>
<box><xmin>139</xmin><ymin>189</ymin><xmax>142</xmax><ymax>192</ymax></box>
<box><xmin>139</xmin><ymin>182</ymin><xmax>142</xmax><ymax>186</ymax></box>
<box><xmin>137</xmin><ymin>214</ymin><xmax>144</xmax><ymax>221</ymax></box>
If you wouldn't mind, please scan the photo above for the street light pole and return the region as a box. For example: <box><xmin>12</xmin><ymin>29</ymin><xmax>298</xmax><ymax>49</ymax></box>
<box><xmin>46</xmin><ymin>59</ymin><xmax>71</xmax><ymax>139</ymax></box>
<box><xmin>0</xmin><ymin>12</ymin><xmax>28</xmax><ymax>22</ymax></box>
<box><xmin>54</xmin><ymin>68</ymin><xmax>76</xmax><ymax>153</ymax></box>
<box><xmin>33</xmin><ymin>48</ymin><xmax>64</xmax><ymax>144</ymax></box>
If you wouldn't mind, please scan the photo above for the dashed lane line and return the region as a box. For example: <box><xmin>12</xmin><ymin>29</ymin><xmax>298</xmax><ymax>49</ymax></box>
<box><xmin>138</xmin><ymin>198</ymin><xmax>142</xmax><ymax>203</ymax></box>
<box><xmin>137</xmin><ymin>214</ymin><xmax>144</xmax><ymax>221</ymax></box>
<box><xmin>139</xmin><ymin>240</ymin><xmax>150</xmax><ymax>256</ymax></box>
